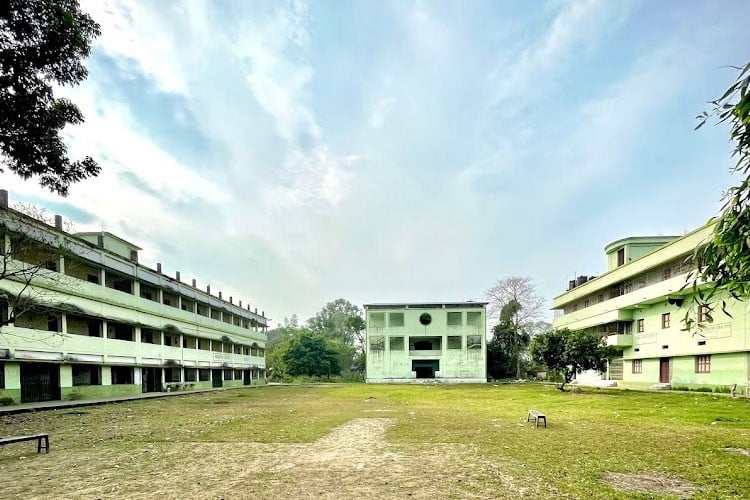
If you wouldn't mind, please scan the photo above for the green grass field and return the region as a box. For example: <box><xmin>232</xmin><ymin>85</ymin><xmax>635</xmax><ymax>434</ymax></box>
<box><xmin>1</xmin><ymin>384</ymin><xmax>748</xmax><ymax>499</ymax></box>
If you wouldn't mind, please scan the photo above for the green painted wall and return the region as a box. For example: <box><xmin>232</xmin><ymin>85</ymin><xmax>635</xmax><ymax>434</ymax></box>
<box><xmin>0</xmin><ymin>388</ymin><xmax>20</xmax><ymax>404</ymax></box>
<box><xmin>366</xmin><ymin>306</ymin><xmax>486</xmax><ymax>381</ymax></box>
<box><xmin>671</xmin><ymin>352</ymin><xmax>747</xmax><ymax>388</ymax></box>
<box><xmin>61</xmin><ymin>384</ymin><xmax>140</xmax><ymax>400</ymax></box>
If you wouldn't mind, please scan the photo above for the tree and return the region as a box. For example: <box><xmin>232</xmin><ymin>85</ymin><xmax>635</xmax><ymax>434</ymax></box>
<box><xmin>485</xmin><ymin>276</ymin><xmax>545</xmax><ymax>327</ymax></box>
<box><xmin>487</xmin><ymin>300</ymin><xmax>531</xmax><ymax>379</ymax></box>
<box><xmin>485</xmin><ymin>277</ymin><xmax>545</xmax><ymax>378</ymax></box>
<box><xmin>0</xmin><ymin>0</ymin><xmax>101</xmax><ymax>196</ymax></box>
<box><xmin>0</xmin><ymin>202</ymin><xmax>75</xmax><ymax>337</ymax></box>
<box><xmin>529</xmin><ymin>328</ymin><xmax>615</xmax><ymax>391</ymax></box>
<box><xmin>282</xmin><ymin>331</ymin><xmax>341</xmax><ymax>378</ymax></box>
<box><xmin>686</xmin><ymin>63</ymin><xmax>750</xmax><ymax>330</ymax></box>
<box><xmin>307</xmin><ymin>298</ymin><xmax>364</xmax><ymax>345</ymax></box>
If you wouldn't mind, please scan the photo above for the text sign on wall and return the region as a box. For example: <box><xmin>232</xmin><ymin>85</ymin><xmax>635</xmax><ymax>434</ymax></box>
<box><xmin>697</xmin><ymin>322</ymin><xmax>732</xmax><ymax>340</ymax></box>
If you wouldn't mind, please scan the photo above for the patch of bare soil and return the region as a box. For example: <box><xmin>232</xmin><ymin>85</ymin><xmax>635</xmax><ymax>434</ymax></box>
<box><xmin>261</xmin><ymin>418</ymin><xmax>524</xmax><ymax>499</ymax></box>
<box><xmin>604</xmin><ymin>472</ymin><xmax>696</xmax><ymax>498</ymax></box>
<box><xmin>3</xmin><ymin>418</ymin><xmax>528</xmax><ymax>499</ymax></box>
<box><xmin>723</xmin><ymin>447</ymin><xmax>750</xmax><ymax>456</ymax></box>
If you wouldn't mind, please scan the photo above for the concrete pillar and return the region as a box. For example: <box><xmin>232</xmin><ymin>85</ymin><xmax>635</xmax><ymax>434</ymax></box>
<box><xmin>59</xmin><ymin>364</ymin><xmax>73</xmax><ymax>390</ymax></box>
<box><xmin>101</xmin><ymin>366</ymin><xmax>112</xmax><ymax>386</ymax></box>
<box><xmin>60</xmin><ymin>313</ymin><xmax>68</xmax><ymax>335</ymax></box>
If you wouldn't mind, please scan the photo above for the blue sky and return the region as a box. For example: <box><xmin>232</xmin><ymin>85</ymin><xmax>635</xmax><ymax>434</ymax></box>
<box><xmin>2</xmin><ymin>0</ymin><xmax>748</xmax><ymax>324</ymax></box>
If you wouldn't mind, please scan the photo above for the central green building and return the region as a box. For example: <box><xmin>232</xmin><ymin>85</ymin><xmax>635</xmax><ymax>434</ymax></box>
<box><xmin>365</xmin><ymin>302</ymin><xmax>487</xmax><ymax>383</ymax></box>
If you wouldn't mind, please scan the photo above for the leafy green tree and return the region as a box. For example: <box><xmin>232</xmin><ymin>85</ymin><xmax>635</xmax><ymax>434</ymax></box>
<box><xmin>529</xmin><ymin>328</ymin><xmax>615</xmax><ymax>391</ymax></box>
<box><xmin>0</xmin><ymin>0</ymin><xmax>101</xmax><ymax>195</ymax></box>
<box><xmin>282</xmin><ymin>331</ymin><xmax>341</xmax><ymax>378</ymax></box>
<box><xmin>487</xmin><ymin>300</ymin><xmax>531</xmax><ymax>379</ymax></box>
<box><xmin>307</xmin><ymin>298</ymin><xmax>364</xmax><ymax>345</ymax></box>
<box><xmin>687</xmin><ymin>63</ymin><xmax>750</xmax><ymax>329</ymax></box>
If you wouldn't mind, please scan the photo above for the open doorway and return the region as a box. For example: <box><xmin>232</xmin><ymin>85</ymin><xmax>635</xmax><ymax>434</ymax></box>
<box><xmin>412</xmin><ymin>359</ymin><xmax>439</xmax><ymax>379</ymax></box>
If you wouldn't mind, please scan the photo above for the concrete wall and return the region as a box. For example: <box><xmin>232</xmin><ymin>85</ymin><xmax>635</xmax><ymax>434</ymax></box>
<box><xmin>365</xmin><ymin>306</ymin><xmax>486</xmax><ymax>383</ymax></box>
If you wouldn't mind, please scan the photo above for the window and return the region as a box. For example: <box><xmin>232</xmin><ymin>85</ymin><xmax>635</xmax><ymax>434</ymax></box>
<box><xmin>583</xmin><ymin>299</ymin><xmax>590</xmax><ymax>308</ymax></box>
<box><xmin>47</xmin><ymin>315</ymin><xmax>59</xmax><ymax>333</ymax></box>
<box><xmin>107</xmin><ymin>322</ymin><xmax>134</xmax><ymax>341</ymax></box>
<box><xmin>696</xmin><ymin>355</ymin><xmax>711</xmax><ymax>373</ymax></box>
<box><xmin>632</xmin><ymin>359</ymin><xmax>642</xmax><ymax>374</ymax></box>
<box><xmin>198</xmin><ymin>338</ymin><xmax>210</xmax><ymax>350</ymax></box>
<box><xmin>199</xmin><ymin>369</ymin><xmax>210</xmax><ymax>381</ymax></box>
<box><xmin>447</xmin><ymin>336</ymin><xmax>462</xmax><ymax>349</ymax></box>
<box><xmin>466</xmin><ymin>312</ymin><xmax>482</xmax><ymax>327</ymax></box>
<box><xmin>598</xmin><ymin>294</ymin><xmax>604</xmax><ymax>303</ymax></box>
<box><xmin>111</xmin><ymin>366</ymin><xmax>133</xmax><ymax>385</ymax></box>
<box><xmin>699</xmin><ymin>306</ymin><xmax>710</xmax><ymax>323</ymax></box>
<box><xmin>637</xmin><ymin>319</ymin><xmax>644</xmax><ymax>333</ymax></box>
<box><xmin>369</xmin><ymin>312</ymin><xmax>385</xmax><ymax>328</ymax></box>
<box><xmin>388</xmin><ymin>313</ymin><xmax>404</xmax><ymax>327</ymax></box>
<box><xmin>141</xmin><ymin>328</ymin><xmax>160</xmax><ymax>344</ymax></box>
<box><xmin>662</xmin><ymin>268</ymin><xmax>672</xmax><ymax>280</ymax></box>
<box><xmin>72</xmin><ymin>365</ymin><xmax>101</xmax><ymax>386</ymax></box>
<box><xmin>223</xmin><ymin>369</ymin><xmax>233</xmax><ymax>380</ymax></box>
<box><xmin>661</xmin><ymin>313</ymin><xmax>670</xmax><ymax>329</ymax></box>
<box><xmin>446</xmin><ymin>312</ymin><xmax>462</xmax><ymax>327</ymax></box>
<box><xmin>183</xmin><ymin>335</ymin><xmax>196</xmax><ymax>349</ymax></box>
<box><xmin>389</xmin><ymin>336</ymin><xmax>404</xmax><ymax>351</ymax></box>
<box><xmin>165</xmin><ymin>367</ymin><xmax>181</xmax><ymax>383</ymax></box>
<box><xmin>184</xmin><ymin>369</ymin><xmax>197</xmax><ymax>382</ymax></box>
<box><xmin>234</xmin><ymin>369</ymin><xmax>243</xmax><ymax>380</ymax></box>
<box><xmin>617</xmin><ymin>248</ymin><xmax>625</xmax><ymax>266</ymax></box>
<box><xmin>467</xmin><ymin>335</ymin><xmax>482</xmax><ymax>349</ymax></box>
<box><xmin>369</xmin><ymin>336</ymin><xmax>385</xmax><ymax>352</ymax></box>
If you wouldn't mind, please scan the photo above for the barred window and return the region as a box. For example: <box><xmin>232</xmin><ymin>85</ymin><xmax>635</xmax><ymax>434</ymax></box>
<box><xmin>661</xmin><ymin>313</ymin><xmax>670</xmax><ymax>329</ymax></box>
<box><xmin>696</xmin><ymin>355</ymin><xmax>710</xmax><ymax>374</ymax></box>
<box><xmin>632</xmin><ymin>359</ymin><xmax>642</xmax><ymax>374</ymax></box>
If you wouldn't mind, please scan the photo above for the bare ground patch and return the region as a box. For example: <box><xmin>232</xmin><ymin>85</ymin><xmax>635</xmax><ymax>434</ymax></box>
<box><xmin>604</xmin><ymin>472</ymin><xmax>696</xmax><ymax>497</ymax></box>
<box><xmin>0</xmin><ymin>417</ymin><xmax>528</xmax><ymax>499</ymax></box>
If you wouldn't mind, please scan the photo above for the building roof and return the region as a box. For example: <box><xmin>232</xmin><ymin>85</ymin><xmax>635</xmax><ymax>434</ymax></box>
<box><xmin>364</xmin><ymin>301</ymin><xmax>487</xmax><ymax>309</ymax></box>
<box><xmin>74</xmin><ymin>231</ymin><xmax>143</xmax><ymax>250</ymax></box>
<box><xmin>603</xmin><ymin>235</ymin><xmax>679</xmax><ymax>254</ymax></box>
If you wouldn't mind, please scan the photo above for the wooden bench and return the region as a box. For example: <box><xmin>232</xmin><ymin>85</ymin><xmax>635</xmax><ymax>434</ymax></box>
<box><xmin>527</xmin><ymin>409</ymin><xmax>547</xmax><ymax>428</ymax></box>
<box><xmin>0</xmin><ymin>434</ymin><xmax>50</xmax><ymax>453</ymax></box>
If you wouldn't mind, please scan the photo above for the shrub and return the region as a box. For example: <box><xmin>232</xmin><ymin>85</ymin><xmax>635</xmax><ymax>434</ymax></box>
<box><xmin>0</xmin><ymin>396</ymin><xmax>15</xmax><ymax>406</ymax></box>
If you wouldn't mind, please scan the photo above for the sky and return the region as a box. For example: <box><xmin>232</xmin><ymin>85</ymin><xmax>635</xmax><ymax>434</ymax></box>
<box><xmin>2</xmin><ymin>0</ymin><xmax>749</xmax><ymax>326</ymax></box>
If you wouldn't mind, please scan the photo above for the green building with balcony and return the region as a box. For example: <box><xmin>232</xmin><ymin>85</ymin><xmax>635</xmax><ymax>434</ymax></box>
<box><xmin>0</xmin><ymin>190</ymin><xmax>268</xmax><ymax>405</ymax></box>
<box><xmin>552</xmin><ymin>224</ymin><xmax>749</xmax><ymax>394</ymax></box>
<box><xmin>365</xmin><ymin>302</ymin><xmax>487</xmax><ymax>383</ymax></box>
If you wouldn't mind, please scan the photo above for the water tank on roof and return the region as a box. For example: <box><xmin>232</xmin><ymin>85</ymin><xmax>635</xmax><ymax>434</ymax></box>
<box><xmin>568</xmin><ymin>280</ymin><xmax>576</xmax><ymax>290</ymax></box>
<box><xmin>575</xmin><ymin>275</ymin><xmax>588</xmax><ymax>286</ymax></box>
